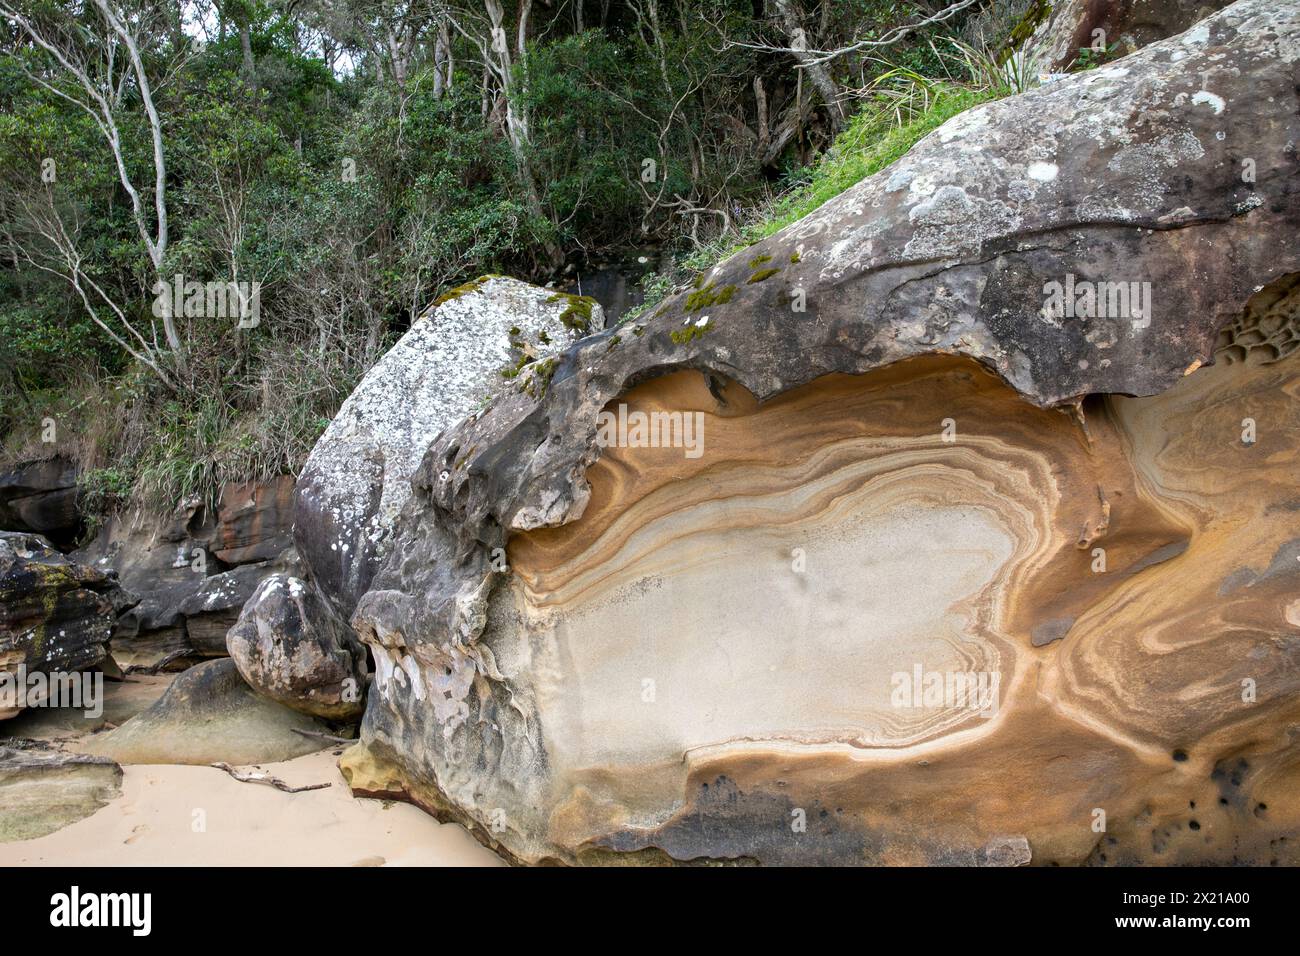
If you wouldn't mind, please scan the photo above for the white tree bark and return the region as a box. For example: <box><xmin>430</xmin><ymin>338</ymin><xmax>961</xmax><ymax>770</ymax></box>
<box><xmin>1</xmin><ymin>0</ymin><xmax>186</xmax><ymax>376</ymax></box>
<box><xmin>773</xmin><ymin>0</ymin><xmax>844</xmax><ymax>130</ymax></box>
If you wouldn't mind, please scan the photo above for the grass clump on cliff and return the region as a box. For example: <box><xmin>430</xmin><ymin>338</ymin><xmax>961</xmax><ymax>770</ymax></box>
<box><xmin>627</xmin><ymin>61</ymin><xmax>1014</xmax><ymax>324</ymax></box>
<box><xmin>721</xmin><ymin>81</ymin><xmax>999</xmax><ymax>258</ymax></box>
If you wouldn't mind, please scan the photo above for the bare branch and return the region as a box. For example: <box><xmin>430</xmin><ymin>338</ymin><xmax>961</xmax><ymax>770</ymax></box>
<box><xmin>728</xmin><ymin>0</ymin><xmax>982</xmax><ymax>66</ymax></box>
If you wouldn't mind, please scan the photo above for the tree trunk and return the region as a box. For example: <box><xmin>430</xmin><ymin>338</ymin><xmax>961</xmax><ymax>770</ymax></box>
<box><xmin>433</xmin><ymin>21</ymin><xmax>452</xmax><ymax>97</ymax></box>
<box><xmin>484</xmin><ymin>0</ymin><xmax>561</xmax><ymax>269</ymax></box>
<box><xmin>239</xmin><ymin>24</ymin><xmax>257</xmax><ymax>91</ymax></box>
<box><xmin>754</xmin><ymin>76</ymin><xmax>770</xmax><ymax>156</ymax></box>
<box><xmin>773</xmin><ymin>0</ymin><xmax>843</xmax><ymax>131</ymax></box>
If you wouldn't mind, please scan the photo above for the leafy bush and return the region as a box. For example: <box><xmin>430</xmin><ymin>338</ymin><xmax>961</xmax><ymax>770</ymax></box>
<box><xmin>0</xmin><ymin>0</ymin><xmax>1029</xmax><ymax>522</ymax></box>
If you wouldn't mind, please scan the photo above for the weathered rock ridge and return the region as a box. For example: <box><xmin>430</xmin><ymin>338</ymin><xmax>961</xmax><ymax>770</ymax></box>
<box><xmin>0</xmin><ymin>531</ymin><xmax>121</xmax><ymax>719</ymax></box>
<box><xmin>338</xmin><ymin>0</ymin><xmax>1300</xmax><ymax>864</ymax></box>
<box><xmin>294</xmin><ymin>276</ymin><xmax>604</xmax><ymax>620</ymax></box>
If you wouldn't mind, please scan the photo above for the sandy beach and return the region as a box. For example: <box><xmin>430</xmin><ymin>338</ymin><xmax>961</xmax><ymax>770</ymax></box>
<box><xmin>0</xmin><ymin>748</ymin><xmax>501</xmax><ymax>867</ymax></box>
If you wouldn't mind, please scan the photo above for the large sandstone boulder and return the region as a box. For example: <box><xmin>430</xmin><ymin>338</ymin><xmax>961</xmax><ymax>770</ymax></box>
<box><xmin>228</xmin><ymin>279</ymin><xmax>598</xmax><ymax>720</ymax></box>
<box><xmin>0</xmin><ymin>531</ymin><xmax>122</xmax><ymax>719</ymax></box>
<box><xmin>341</xmin><ymin>0</ymin><xmax>1300</xmax><ymax>865</ymax></box>
<box><xmin>294</xmin><ymin>276</ymin><xmax>604</xmax><ymax>619</ymax></box>
<box><xmin>227</xmin><ymin>574</ymin><xmax>367</xmax><ymax>719</ymax></box>
<box><xmin>79</xmin><ymin>658</ymin><xmax>332</xmax><ymax>765</ymax></box>
<box><xmin>226</xmin><ymin>277</ymin><xmax>597</xmax><ymax>720</ymax></box>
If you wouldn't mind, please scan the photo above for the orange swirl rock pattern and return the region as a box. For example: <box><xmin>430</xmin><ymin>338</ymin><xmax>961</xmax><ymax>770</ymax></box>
<box><xmin>339</xmin><ymin>0</ymin><xmax>1300</xmax><ymax>865</ymax></box>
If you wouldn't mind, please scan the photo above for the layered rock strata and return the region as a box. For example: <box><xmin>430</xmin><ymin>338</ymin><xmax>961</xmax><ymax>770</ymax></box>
<box><xmin>0</xmin><ymin>531</ymin><xmax>120</xmax><ymax>719</ymax></box>
<box><xmin>338</xmin><ymin>0</ymin><xmax>1300</xmax><ymax>864</ymax></box>
<box><xmin>73</xmin><ymin>491</ymin><xmax>300</xmax><ymax>670</ymax></box>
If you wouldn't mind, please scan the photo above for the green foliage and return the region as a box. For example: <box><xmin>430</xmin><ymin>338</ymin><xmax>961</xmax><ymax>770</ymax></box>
<box><xmin>630</xmin><ymin>77</ymin><xmax>1002</xmax><ymax>323</ymax></box>
<box><xmin>0</xmin><ymin>0</ymin><xmax>1024</xmax><ymax>520</ymax></box>
<box><xmin>754</xmin><ymin>82</ymin><xmax>998</xmax><ymax>236</ymax></box>
<box><xmin>78</xmin><ymin>466</ymin><xmax>132</xmax><ymax>535</ymax></box>
<box><xmin>1071</xmin><ymin>42</ymin><xmax>1123</xmax><ymax>71</ymax></box>
<box><xmin>518</xmin><ymin>33</ymin><xmax>668</xmax><ymax>250</ymax></box>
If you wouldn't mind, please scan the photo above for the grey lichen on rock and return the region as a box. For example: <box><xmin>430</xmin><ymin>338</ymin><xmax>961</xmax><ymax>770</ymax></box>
<box><xmin>227</xmin><ymin>573</ymin><xmax>367</xmax><ymax>719</ymax></box>
<box><xmin>293</xmin><ymin>276</ymin><xmax>605</xmax><ymax>620</ymax></box>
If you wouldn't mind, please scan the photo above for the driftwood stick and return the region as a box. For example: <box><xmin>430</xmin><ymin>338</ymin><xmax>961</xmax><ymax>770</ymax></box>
<box><xmin>210</xmin><ymin>762</ymin><xmax>331</xmax><ymax>793</ymax></box>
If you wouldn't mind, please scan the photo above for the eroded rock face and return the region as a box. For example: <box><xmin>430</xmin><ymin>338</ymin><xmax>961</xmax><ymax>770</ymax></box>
<box><xmin>294</xmin><ymin>276</ymin><xmax>604</xmax><ymax>619</ymax></box>
<box><xmin>212</xmin><ymin>477</ymin><xmax>295</xmax><ymax>564</ymax></box>
<box><xmin>342</xmin><ymin>0</ymin><xmax>1300</xmax><ymax>864</ymax></box>
<box><xmin>74</xmin><ymin>494</ymin><xmax>301</xmax><ymax>670</ymax></box>
<box><xmin>0</xmin><ymin>457</ymin><xmax>82</xmax><ymax>548</ymax></box>
<box><xmin>0</xmin><ymin>531</ymin><xmax>120</xmax><ymax>719</ymax></box>
<box><xmin>227</xmin><ymin>574</ymin><xmax>367</xmax><ymax>719</ymax></box>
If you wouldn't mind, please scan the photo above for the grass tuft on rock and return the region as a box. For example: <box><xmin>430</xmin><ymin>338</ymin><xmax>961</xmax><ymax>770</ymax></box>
<box><xmin>626</xmin><ymin>80</ymin><xmax>1004</xmax><ymax>324</ymax></box>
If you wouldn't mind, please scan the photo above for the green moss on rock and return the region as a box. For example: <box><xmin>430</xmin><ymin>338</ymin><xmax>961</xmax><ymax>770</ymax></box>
<box><xmin>546</xmin><ymin>292</ymin><xmax>598</xmax><ymax>333</ymax></box>
<box><xmin>685</xmin><ymin>282</ymin><xmax>738</xmax><ymax>312</ymax></box>
<box><xmin>432</xmin><ymin>274</ymin><xmax>503</xmax><ymax>308</ymax></box>
<box><xmin>671</xmin><ymin>316</ymin><xmax>713</xmax><ymax>345</ymax></box>
<box><xmin>519</xmin><ymin>356</ymin><xmax>558</xmax><ymax>399</ymax></box>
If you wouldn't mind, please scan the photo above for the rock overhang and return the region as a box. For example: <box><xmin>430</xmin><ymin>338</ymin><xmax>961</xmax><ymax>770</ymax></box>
<box><xmin>343</xmin><ymin>0</ymin><xmax>1300</xmax><ymax>866</ymax></box>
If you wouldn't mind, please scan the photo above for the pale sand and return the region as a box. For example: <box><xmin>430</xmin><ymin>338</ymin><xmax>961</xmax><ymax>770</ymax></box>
<box><xmin>0</xmin><ymin>749</ymin><xmax>502</xmax><ymax>867</ymax></box>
